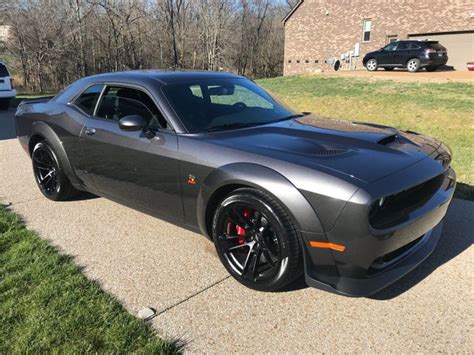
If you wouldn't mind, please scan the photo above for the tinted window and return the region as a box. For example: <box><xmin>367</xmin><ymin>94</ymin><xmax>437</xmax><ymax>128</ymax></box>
<box><xmin>397</xmin><ymin>42</ymin><xmax>409</xmax><ymax>50</ymax></box>
<box><xmin>0</xmin><ymin>63</ymin><xmax>10</xmax><ymax>77</ymax></box>
<box><xmin>383</xmin><ymin>43</ymin><xmax>398</xmax><ymax>51</ymax></box>
<box><xmin>96</xmin><ymin>86</ymin><xmax>167</xmax><ymax>129</ymax></box>
<box><xmin>74</xmin><ymin>84</ymin><xmax>104</xmax><ymax>115</ymax></box>
<box><xmin>408</xmin><ymin>43</ymin><xmax>421</xmax><ymax>49</ymax></box>
<box><xmin>162</xmin><ymin>78</ymin><xmax>294</xmax><ymax>133</ymax></box>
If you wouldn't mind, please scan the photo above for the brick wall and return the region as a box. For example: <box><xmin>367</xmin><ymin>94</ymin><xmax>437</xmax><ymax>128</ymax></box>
<box><xmin>284</xmin><ymin>0</ymin><xmax>474</xmax><ymax>75</ymax></box>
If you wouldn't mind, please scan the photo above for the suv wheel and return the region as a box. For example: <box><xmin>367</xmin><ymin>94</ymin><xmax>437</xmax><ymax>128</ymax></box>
<box><xmin>366</xmin><ymin>59</ymin><xmax>378</xmax><ymax>71</ymax></box>
<box><xmin>407</xmin><ymin>58</ymin><xmax>420</xmax><ymax>72</ymax></box>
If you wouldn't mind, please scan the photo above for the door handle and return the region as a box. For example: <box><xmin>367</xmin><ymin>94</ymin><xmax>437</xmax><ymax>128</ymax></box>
<box><xmin>84</xmin><ymin>127</ymin><xmax>96</xmax><ymax>136</ymax></box>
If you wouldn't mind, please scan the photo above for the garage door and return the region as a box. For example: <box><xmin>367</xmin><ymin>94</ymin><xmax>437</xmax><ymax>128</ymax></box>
<box><xmin>409</xmin><ymin>31</ymin><xmax>474</xmax><ymax>71</ymax></box>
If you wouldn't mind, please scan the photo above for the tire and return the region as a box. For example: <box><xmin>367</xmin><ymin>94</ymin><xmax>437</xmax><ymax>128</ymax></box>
<box><xmin>366</xmin><ymin>58</ymin><xmax>378</xmax><ymax>71</ymax></box>
<box><xmin>384</xmin><ymin>67</ymin><xmax>394</xmax><ymax>71</ymax></box>
<box><xmin>0</xmin><ymin>98</ymin><xmax>10</xmax><ymax>110</ymax></box>
<box><xmin>32</xmin><ymin>141</ymin><xmax>78</xmax><ymax>201</ymax></box>
<box><xmin>212</xmin><ymin>188</ymin><xmax>302</xmax><ymax>292</ymax></box>
<box><xmin>406</xmin><ymin>58</ymin><xmax>420</xmax><ymax>72</ymax></box>
<box><xmin>426</xmin><ymin>66</ymin><xmax>438</xmax><ymax>72</ymax></box>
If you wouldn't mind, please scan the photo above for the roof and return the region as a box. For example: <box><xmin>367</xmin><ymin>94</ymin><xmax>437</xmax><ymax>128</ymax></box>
<box><xmin>282</xmin><ymin>0</ymin><xmax>304</xmax><ymax>24</ymax></box>
<box><xmin>85</xmin><ymin>70</ymin><xmax>243</xmax><ymax>85</ymax></box>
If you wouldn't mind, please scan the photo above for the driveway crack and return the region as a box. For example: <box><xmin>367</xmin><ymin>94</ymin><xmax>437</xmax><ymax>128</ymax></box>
<box><xmin>154</xmin><ymin>275</ymin><xmax>231</xmax><ymax>317</ymax></box>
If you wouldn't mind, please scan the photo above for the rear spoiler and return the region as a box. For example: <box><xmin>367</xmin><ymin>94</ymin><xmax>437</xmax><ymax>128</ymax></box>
<box><xmin>16</xmin><ymin>96</ymin><xmax>55</xmax><ymax>110</ymax></box>
<box><xmin>19</xmin><ymin>96</ymin><xmax>55</xmax><ymax>105</ymax></box>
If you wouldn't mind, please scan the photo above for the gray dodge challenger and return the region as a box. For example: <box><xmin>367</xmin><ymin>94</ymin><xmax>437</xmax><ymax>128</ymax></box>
<box><xmin>15</xmin><ymin>71</ymin><xmax>456</xmax><ymax>296</ymax></box>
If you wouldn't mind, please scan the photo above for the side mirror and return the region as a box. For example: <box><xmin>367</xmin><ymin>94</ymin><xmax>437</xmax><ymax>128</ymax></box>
<box><xmin>119</xmin><ymin>115</ymin><xmax>147</xmax><ymax>131</ymax></box>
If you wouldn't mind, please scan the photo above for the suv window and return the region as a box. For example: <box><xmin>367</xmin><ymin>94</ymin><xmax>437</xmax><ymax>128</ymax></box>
<box><xmin>383</xmin><ymin>43</ymin><xmax>398</xmax><ymax>51</ymax></box>
<box><xmin>397</xmin><ymin>42</ymin><xmax>409</xmax><ymax>50</ymax></box>
<box><xmin>0</xmin><ymin>63</ymin><xmax>10</xmax><ymax>77</ymax></box>
<box><xmin>96</xmin><ymin>86</ymin><xmax>167</xmax><ymax>129</ymax></box>
<box><xmin>408</xmin><ymin>43</ymin><xmax>421</xmax><ymax>50</ymax></box>
<box><xmin>73</xmin><ymin>84</ymin><xmax>104</xmax><ymax>116</ymax></box>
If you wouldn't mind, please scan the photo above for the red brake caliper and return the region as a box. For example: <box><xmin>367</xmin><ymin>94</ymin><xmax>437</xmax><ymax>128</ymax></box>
<box><xmin>227</xmin><ymin>208</ymin><xmax>251</xmax><ymax>245</ymax></box>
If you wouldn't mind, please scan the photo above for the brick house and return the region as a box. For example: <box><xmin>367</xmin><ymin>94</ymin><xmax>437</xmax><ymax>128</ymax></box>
<box><xmin>283</xmin><ymin>0</ymin><xmax>474</xmax><ymax>74</ymax></box>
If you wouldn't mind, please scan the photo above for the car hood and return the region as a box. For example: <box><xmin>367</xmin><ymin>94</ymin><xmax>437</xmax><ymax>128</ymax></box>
<box><xmin>205</xmin><ymin>115</ymin><xmax>441</xmax><ymax>183</ymax></box>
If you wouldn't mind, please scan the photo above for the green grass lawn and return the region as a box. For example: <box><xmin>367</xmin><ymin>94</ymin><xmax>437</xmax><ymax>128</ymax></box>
<box><xmin>258</xmin><ymin>75</ymin><xmax>474</xmax><ymax>200</ymax></box>
<box><xmin>0</xmin><ymin>205</ymin><xmax>179</xmax><ymax>354</ymax></box>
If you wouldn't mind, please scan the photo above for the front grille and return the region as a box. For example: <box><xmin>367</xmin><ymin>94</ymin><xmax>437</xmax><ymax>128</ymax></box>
<box><xmin>369</xmin><ymin>173</ymin><xmax>445</xmax><ymax>229</ymax></box>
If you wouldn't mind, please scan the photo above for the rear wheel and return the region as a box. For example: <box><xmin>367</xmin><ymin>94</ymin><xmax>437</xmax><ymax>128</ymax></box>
<box><xmin>366</xmin><ymin>59</ymin><xmax>378</xmax><ymax>71</ymax></box>
<box><xmin>407</xmin><ymin>58</ymin><xmax>420</xmax><ymax>72</ymax></box>
<box><xmin>212</xmin><ymin>188</ymin><xmax>302</xmax><ymax>291</ymax></box>
<box><xmin>32</xmin><ymin>141</ymin><xmax>78</xmax><ymax>201</ymax></box>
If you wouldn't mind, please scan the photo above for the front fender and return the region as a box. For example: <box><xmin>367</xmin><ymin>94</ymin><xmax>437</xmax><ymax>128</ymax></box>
<box><xmin>196</xmin><ymin>163</ymin><xmax>325</xmax><ymax>237</ymax></box>
<box><xmin>30</xmin><ymin>121</ymin><xmax>81</xmax><ymax>186</ymax></box>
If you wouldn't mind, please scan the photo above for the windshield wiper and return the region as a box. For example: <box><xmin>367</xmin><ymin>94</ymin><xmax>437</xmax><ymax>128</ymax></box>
<box><xmin>273</xmin><ymin>112</ymin><xmax>311</xmax><ymax>122</ymax></box>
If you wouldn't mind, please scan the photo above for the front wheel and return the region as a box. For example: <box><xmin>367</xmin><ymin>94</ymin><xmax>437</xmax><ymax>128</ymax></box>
<box><xmin>366</xmin><ymin>59</ymin><xmax>378</xmax><ymax>71</ymax></box>
<box><xmin>407</xmin><ymin>58</ymin><xmax>420</xmax><ymax>72</ymax></box>
<box><xmin>32</xmin><ymin>141</ymin><xmax>78</xmax><ymax>201</ymax></box>
<box><xmin>212</xmin><ymin>188</ymin><xmax>302</xmax><ymax>291</ymax></box>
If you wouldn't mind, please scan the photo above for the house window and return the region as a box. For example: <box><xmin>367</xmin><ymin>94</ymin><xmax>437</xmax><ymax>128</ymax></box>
<box><xmin>362</xmin><ymin>19</ymin><xmax>372</xmax><ymax>42</ymax></box>
<box><xmin>387</xmin><ymin>35</ymin><xmax>397</xmax><ymax>44</ymax></box>
<box><xmin>315</xmin><ymin>60</ymin><xmax>319</xmax><ymax>64</ymax></box>
<box><xmin>288</xmin><ymin>60</ymin><xmax>292</xmax><ymax>63</ymax></box>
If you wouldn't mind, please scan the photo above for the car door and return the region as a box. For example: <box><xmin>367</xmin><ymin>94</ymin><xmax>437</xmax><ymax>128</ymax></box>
<box><xmin>79</xmin><ymin>84</ymin><xmax>183</xmax><ymax>220</ymax></box>
<box><xmin>378</xmin><ymin>42</ymin><xmax>398</xmax><ymax>65</ymax></box>
<box><xmin>394</xmin><ymin>42</ymin><xmax>411</xmax><ymax>65</ymax></box>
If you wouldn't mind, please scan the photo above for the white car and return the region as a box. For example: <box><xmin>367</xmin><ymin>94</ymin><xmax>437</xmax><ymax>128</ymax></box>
<box><xmin>0</xmin><ymin>62</ymin><xmax>16</xmax><ymax>110</ymax></box>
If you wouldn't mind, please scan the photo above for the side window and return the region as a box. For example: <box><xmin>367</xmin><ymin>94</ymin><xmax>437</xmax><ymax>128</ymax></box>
<box><xmin>0</xmin><ymin>63</ymin><xmax>10</xmax><ymax>77</ymax></box>
<box><xmin>209</xmin><ymin>84</ymin><xmax>274</xmax><ymax>109</ymax></box>
<box><xmin>397</xmin><ymin>42</ymin><xmax>409</xmax><ymax>50</ymax></box>
<box><xmin>96</xmin><ymin>86</ymin><xmax>167</xmax><ymax>129</ymax></box>
<box><xmin>383</xmin><ymin>43</ymin><xmax>398</xmax><ymax>51</ymax></box>
<box><xmin>73</xmin><ymin>84</ymin><xmax>104</xmax><ymax>116</ymax></box>
<box><xmin>408</xmin><ymin>43</ymin><xmax>421</xmax><ymax>50</ymax></box>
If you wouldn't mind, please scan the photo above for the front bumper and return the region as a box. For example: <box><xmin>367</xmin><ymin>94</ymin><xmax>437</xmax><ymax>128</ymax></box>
<box><xmin>301</xmin><ymin>161</ymin><xmax>456</xmax><ymax>297</ymax></box>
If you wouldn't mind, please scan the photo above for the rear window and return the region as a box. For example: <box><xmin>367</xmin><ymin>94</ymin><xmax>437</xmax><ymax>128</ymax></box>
<box><xmin>0</xmin><ymin>64</ymin><xmax>10</xmax><ymax>77</ymax></box>
<box><xmin>430</xmin><ymin>43</ymin><xmax>446</xmax><ymax>51</ymax></box>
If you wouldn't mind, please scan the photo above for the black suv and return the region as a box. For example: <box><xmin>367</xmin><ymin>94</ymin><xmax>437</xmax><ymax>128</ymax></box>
<box><xmin>363</xmin><ymin>40</ymin><xmax>448</xmax><ymax>72</ymax></box>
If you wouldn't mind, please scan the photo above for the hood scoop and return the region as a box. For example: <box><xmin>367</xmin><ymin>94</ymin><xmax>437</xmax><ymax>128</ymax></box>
<box><xmin>377</xmin><ymin>134</ymin><xmax>398</xmax><ymax>146</ymax></box>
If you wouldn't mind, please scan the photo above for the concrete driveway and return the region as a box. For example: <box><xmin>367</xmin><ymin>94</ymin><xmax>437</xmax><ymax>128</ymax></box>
<box><xmin>1</xmin><ymin>109</ymin><xmax>472</xmax><ymax>352</ymax></box>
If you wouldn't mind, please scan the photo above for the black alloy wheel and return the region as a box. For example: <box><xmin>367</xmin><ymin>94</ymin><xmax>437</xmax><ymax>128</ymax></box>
<box><xmin>32</xmin><ymin>141</ymin><xmax>77</xmax><ymax>200</ymax></box>
<box><xmin>213</xmin><ymin>188</ymin><xmax>302</xmax><ymax>291</ymax></box>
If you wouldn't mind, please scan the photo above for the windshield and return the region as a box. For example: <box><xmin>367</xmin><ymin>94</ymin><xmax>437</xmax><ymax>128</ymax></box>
<box><xmin>162</xmin><ymin>78</ymin><xmax>295</xmax><ymax>133</ymax></box>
